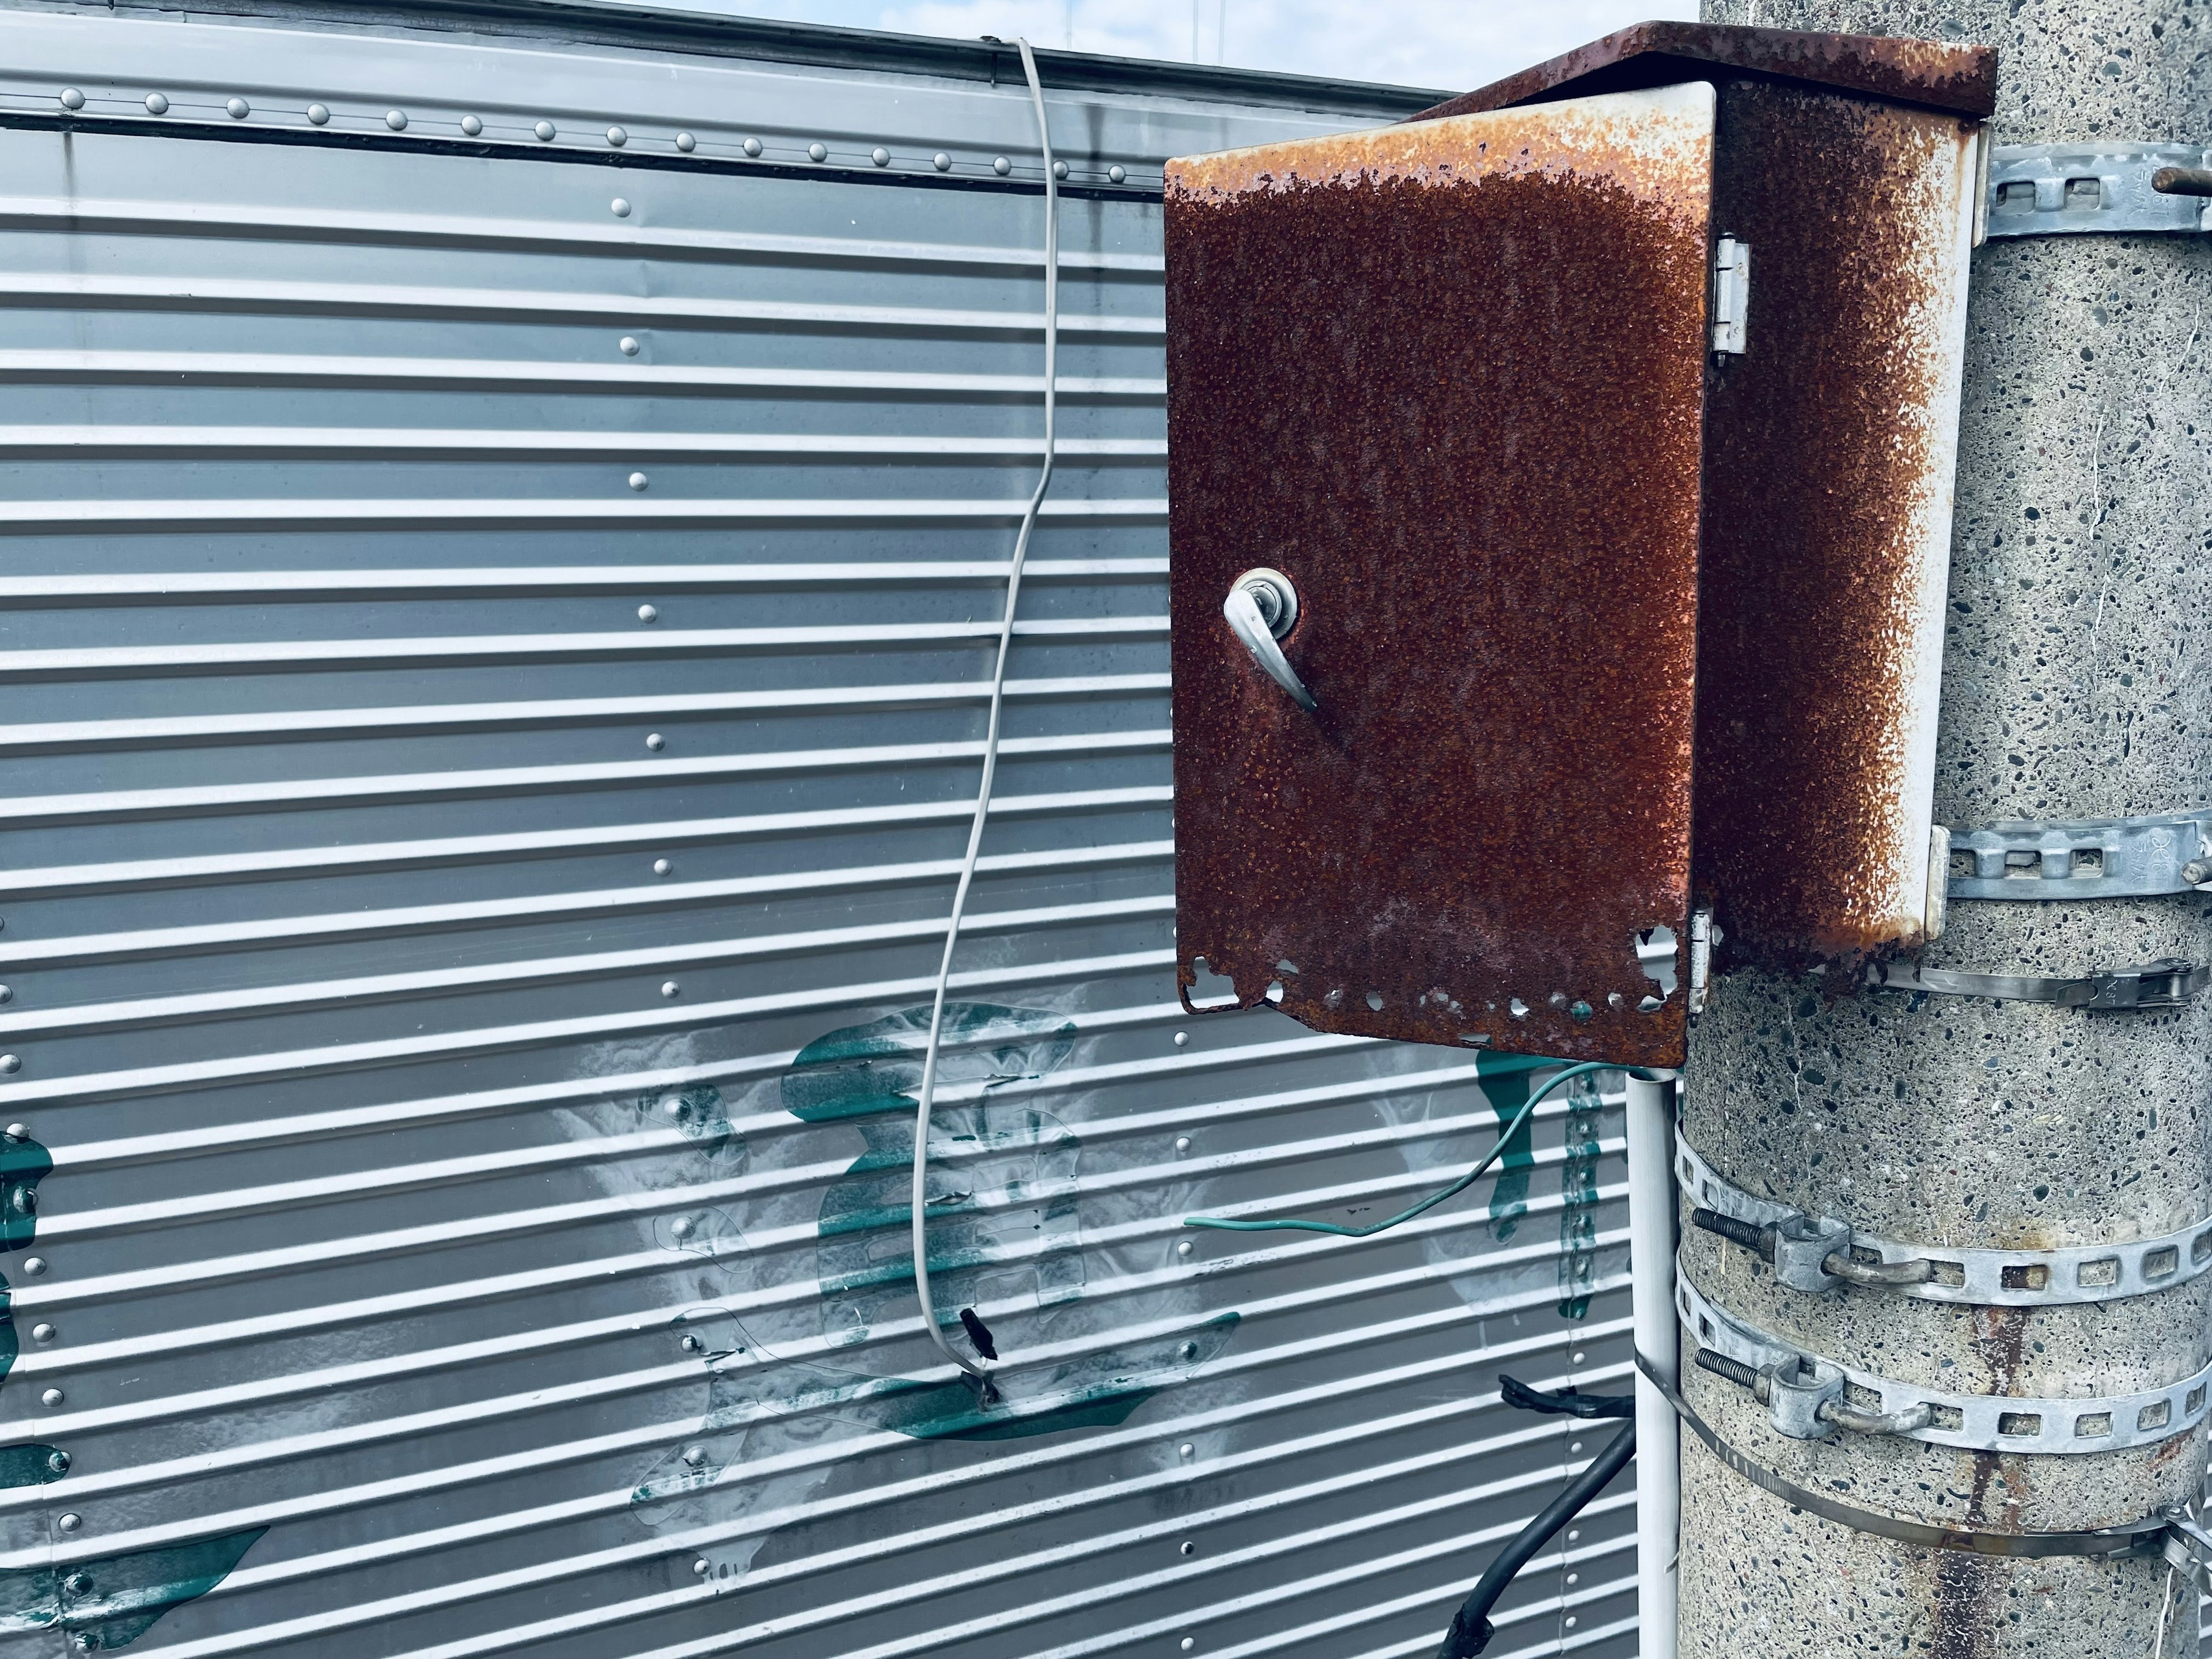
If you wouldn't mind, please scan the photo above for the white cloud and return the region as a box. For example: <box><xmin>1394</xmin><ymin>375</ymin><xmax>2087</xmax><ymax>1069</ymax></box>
<box><xmin>599</xmin><ymin>0</ymin><xmax>1699</xmax><ymax>95</ymax></box>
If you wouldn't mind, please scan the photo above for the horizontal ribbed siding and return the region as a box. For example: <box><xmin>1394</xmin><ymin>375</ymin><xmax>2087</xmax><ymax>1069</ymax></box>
<box><xmin>0</xmin><ymin>9</ymin><xmax>1637</xmax><ymax>1659</ymax></box>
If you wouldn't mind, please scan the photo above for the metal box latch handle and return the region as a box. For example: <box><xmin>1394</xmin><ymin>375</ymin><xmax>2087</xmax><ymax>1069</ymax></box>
<box><xmin>1224</xmin><ymin>567</ymin><xmax>1315</xmax><ymax>711</ymax></box>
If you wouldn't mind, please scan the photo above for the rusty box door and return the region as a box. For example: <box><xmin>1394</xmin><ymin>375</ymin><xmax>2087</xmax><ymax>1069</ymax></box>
<box><xmin>1164</xmin><ymin>83</ymin><xmax>1716</xmax><ymax>1068</ymax></box>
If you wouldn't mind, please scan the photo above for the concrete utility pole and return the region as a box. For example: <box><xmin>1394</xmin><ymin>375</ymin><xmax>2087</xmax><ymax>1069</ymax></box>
<box><xmin>1681</xmin><ymin>0</ymin><xmax>2212</xmax><ymax>1653</ymax></box>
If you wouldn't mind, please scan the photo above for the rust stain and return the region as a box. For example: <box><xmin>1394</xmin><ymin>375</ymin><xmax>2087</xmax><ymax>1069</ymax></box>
<box><xmin>1164</xmin><ymin>87</ymin><xmax>1713</xmax><ymax>1067</ymax></box>
<box><xmin>1694</xmin><ymin>81</ymin><xmax>1979</xmax><ymax>972</ymax></box>
<box><xmin>1410</xmin><ymin>20</ymin><xmax>1996</xmax><ymax>126</ymax></box>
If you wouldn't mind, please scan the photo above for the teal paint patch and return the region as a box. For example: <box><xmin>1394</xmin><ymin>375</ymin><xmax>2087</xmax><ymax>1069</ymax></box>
<box><xmin>1556</xmin><ymin>1070</ymin><xmax>1606</xmax><ymax>1319</ymax></box>
<box><xmin>1479</xmin><ymin>1058</ymin><xmax>1537</xmax><ymax>1243</ymax></box>
<box><xmin>0</xmin><ymin>1527</ymin><xmax>264</xmax><ymax>1649</ymax></box>
<box><xmin>0</xmin><ymin>1289</ymin><xmax>15</xmax><ymax>1393</ymax></box>
<box><xmin>0</xmin><ymin>1443</ymin><xmax>65</xmax><ymax>1487</ymax></box>
<box><xmin>0</xmin><ymin>1131</ymin><xmax>50</xmax><ymax>1254</ymax></box>
<box><xmin>785</xmin><ymin>1005</ymin><xmax>1082</xmax><ymax>1359</ymax></box>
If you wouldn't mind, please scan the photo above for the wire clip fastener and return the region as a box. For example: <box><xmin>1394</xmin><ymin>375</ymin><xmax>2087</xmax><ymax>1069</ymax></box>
<box><xmin>1676</xmin><ymin>1128</ymin><xmax>2212</xmax><ymax>1306</ymax></box>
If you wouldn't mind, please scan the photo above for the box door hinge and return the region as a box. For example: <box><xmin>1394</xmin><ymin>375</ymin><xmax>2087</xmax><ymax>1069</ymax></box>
<box><xmin>1711</xmin><ymin>235</ymin><xmax>1750</xmax><ymax>355</ymax></box>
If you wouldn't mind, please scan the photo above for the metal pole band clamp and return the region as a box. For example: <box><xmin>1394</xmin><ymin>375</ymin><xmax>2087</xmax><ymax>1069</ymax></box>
<box><xmin>1636</xmin><ymin>1351</ymin><xmax>2171</xmax><ymax>1560</ymax></box>
<box><xmin>1871</xmin><ymin>957</ymin><xmax>2209</xmax><ymax>1009</ymax></box>
<box><xmin>1676</xmin><ymin>1129</ymin><xmax>2212</xmax><ymax>1306</ymax></box>
<box><xmin>1946</xmin><ymin>809</ymin><xmax>2212</xmax><ymax>899</ymax></box>
<box><xmin>1677</xmin><ymin>1268</ymin><xmax>2212</xmax><ymax>1455</ymax></box>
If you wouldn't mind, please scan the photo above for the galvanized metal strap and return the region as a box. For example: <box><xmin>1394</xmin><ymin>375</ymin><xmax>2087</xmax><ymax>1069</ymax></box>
<box><xmin>1675</xmin><ymin>1129</ymin><xmax>2212</xmax><ymax>1306</ymax></box>
<box><xmin>1676</xmin><ymin>1268</ymin><xmax>2212</xmax><ymax>1455</ymax></box>
<box><xmin>1870</xmin><ymin>957</ymin><xmax>2209</xmax><ymax>1009</ymax></box>
<box><xmin>1985</xmin><ymin>143</ymin><xmax>2212</xmax><ymax>238</ymax></box>
<box><xmin>1635</xmin><ymin>1351</ymin><xmax>2168</xmax><ymax>1560</ymax></box>
<box><xmin>1947</xmin><ymin>810</ymin><xmax>2212</xmax><ymax>900</ymax></box>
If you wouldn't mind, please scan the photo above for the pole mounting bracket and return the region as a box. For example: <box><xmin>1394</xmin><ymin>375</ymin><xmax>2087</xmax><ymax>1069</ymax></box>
<box><xmin>1676</xmin><ymin>1128</ymin><xmax>2212</xmax><ymax>1306</ymax></box>
<box><xmin>1984</xmin><ymin>142</ymin><xmax>2212</xmax><ymax>238</ymax></box>
<box><xmin>1677</xmin><ymin>1267</ymin><xmax>2212</xmax><ymax>1455</ymax></box>
<box><xmin>1869</xmin><ymin>957</ymin><xmax>2209</xmax><ymax>1010</ymax></box>
<box><xmin>1946</xmin><ymin>809</ymin><xmax>2212</xmax><ymax>899</ymax></box>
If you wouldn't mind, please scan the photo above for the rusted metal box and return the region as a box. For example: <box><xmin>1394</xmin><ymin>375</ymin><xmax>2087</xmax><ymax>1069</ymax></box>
<box><xmin>1165</xmin><ymin>23</ymin><xmax>1995</xmax><ymax>1067</ymax></box>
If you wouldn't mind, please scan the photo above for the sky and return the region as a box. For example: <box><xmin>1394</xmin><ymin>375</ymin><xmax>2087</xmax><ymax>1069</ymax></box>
<box><xmin>598</xmin><ymin>0</ymin><xmax>1702</xmax><ymax>94</ymax></box>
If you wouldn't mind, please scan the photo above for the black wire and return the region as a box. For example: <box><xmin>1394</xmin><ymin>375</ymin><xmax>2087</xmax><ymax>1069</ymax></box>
<box><xmin>1434</xmin><ymin>1419</ymin><xmax>1637</xmax><ymax>1659</ymax></box>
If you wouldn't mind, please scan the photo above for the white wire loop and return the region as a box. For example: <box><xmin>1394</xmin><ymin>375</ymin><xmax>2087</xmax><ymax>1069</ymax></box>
<box><xmin>907</xmin><ymin>37</ymin><xmax>1059</xmax><ymax>1395</ymax></box>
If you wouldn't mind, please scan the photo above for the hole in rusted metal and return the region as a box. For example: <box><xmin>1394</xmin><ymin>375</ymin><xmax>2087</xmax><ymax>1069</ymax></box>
<box><xmin>2078</xmin><ymin>1256</ymin><xmax>2121</xmax><ymax>1288</ymax></box>
<box><xmin>2140</xmin><ymin>1400</ymin><xmax>2172</xmax><ymax>1431</ymax></box>
<box><xmin>1276</xmin><ymin>959</ymin><xmax>1299</xmax><ymax>975</ymax></box>
<box><xmin>1997</xmin><ymin>1412</ymin><xmax>2042</xmax><ymax>1437</ymax></box>
<box><xmin>1637</xmin><ymin>995</ymin><xmax>1664</xmax><ymax>1014</ymax></box>
<box><xmin>1607</xmin><ymin>991</ymin><xmax>1625</xmax><ymax>1009</ymax></box>
<box><xmin>1364</xmin><ymin>990</ymin><xmax>1384</xmax><ymax>1012</ymax></box>
<box><xmin>2074</xmin><ymin>1412</ymin><xmax>2113</xmax><ymax>1438</ymax></box>
<box><xmin>1187</xmin><ymin>956</ymin><xmax>1239</xmax><ymax>1010</ymax></box>
<box><xmin>1509</xmin><ymin>998</ymin><xmax>1530</xmax><ymax>1018</ymax></box>
<box><xmin>1635</xmin><ymin>926</ymin><xmax>1679</xmax><ymax>998</ymax></box>
<box><xmin>1569</xmin><ymin>1000</ymin><xmax>1594</xmax><ymax>1021</ymax></box>
<box><xmin>1323</xmin><ymin>988</ymin><xmax>1343</xmax><ymax>1009</ymax></box>
<box><xmin>1264</xmin><ymin>980</ymin><xmax>1286</xmax><ymax>1005</ymax></box>
<box><xmin>1459</xmin><ymin>1032</ymin><xmax>1491</xmax><ymax>1047</ymax></box>
<box><xmin>1999</xmin><ymin>1263</ymin><xmax>2048</xmax><ymax>1291</ymax></box>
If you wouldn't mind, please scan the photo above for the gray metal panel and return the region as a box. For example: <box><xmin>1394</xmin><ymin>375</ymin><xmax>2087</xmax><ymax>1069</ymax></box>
<box><xmin>0</xmin><ymin>9</ymin><xmax>1635</xmax><ymax>1658</ymax></box>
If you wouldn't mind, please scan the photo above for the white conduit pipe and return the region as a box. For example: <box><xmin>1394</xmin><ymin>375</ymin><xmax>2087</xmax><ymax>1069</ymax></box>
<box><xmin>906</xmin><ymin>37</ymin><xmax>1060</xmax><ymax>1396</ymax></box>
<box><xmin>1625</xmin><ymin>1067</ymin><xmax>1681</xmax><ymax>1659</ymax></box>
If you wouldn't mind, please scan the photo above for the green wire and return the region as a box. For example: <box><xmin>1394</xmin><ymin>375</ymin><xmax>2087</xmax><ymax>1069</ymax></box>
<box><xmin>1183</xmin><ymin>1060</ymin><xmax>1613</xmax><ymax>1240</ymax></box>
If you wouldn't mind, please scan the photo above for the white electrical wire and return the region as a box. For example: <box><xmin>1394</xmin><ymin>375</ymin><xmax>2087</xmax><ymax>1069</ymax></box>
<box><xmin>908</xmin><ymin>36</ymin><xmax>1060</xmax><ymax>1396</ymax></box>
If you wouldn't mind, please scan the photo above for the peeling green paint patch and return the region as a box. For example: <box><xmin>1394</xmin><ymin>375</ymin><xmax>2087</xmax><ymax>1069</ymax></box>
<box><xmin>0</xmin><ymin>1443</ymin><xmax>65</xmax><ymax>1487</ymax></box>
<box><xmin>1480</xmin><ymin>1057</ymin><xmax>1538</xmax><ymax>1243</ymax></box>
<box><xmin>0</xmin><ymin>1289</ymin><xmax>16</xmax><ymax>1392</ymax></box>
<box><xmin>1556</xmin><ymin>1071</ymin><xmax>1606</xmax><ymax>1319</ymax></box>
<box><xmin>783</xmin><ymin>1004</ymin><xmax>1077</xmax><ymax>1124</ymax></box>
<box><xmin>0</xmin><ymin>1131</ymin><xmax>50</xmax><ymax>1255</ymax></box>
<box><xmin>0</xmin><ymin>1527</ymin><xmax>263</xmax><ymax>1650</ymax></box>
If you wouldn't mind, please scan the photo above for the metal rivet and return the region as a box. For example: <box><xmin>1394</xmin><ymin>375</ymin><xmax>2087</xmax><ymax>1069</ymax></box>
<box><xmin>143</xmin><ymin>93</ymin><xmax>168</xmax><ymax>115</ymax></box>
<box><xmin>59</xmin><ymin>89</ymin><xmax>84</xmax><ymax>111</ymax></box>
<box><xmin>40</xmin><ymin>1388</ymin><xmax>62</xmax><ymax>1407</ymax></box>
<box><xmin>62</xmin><ymin>1573</ymin><xmax>87</xmax><ymax>1593</ymax></box>
<box><xmin>1176</xmin><ymin>1240</ymin><xmax>1193</xmax><ymax>1256</ymax></box>
<box><xmin>1567</xmin><ymin>1529</ymin><xmax>1581</xmax><ymax>1543</ymax></box>
<box><xmin>619</xmin><ymin>336</ymin><xmax>641</xmax><ymax>356</ymax></box>
<box><xmin>1180</xmin><ymin>1642</ymin><xmax>1195</xmax><ymax>1654</ymax></box>
<box><xmin>385</xmin><ymin>110</ymin><xmax>407</xmax><ymax>131</ymax></box>
<box><xmin>1570</xmin><ymin>1440</ymin><xmax>1584</xmax><ymax>1454</ymax></box>
<box><xmin>692</xmin><ymin>1558</ymin><xmax>711</xmax><ymax>1575</ymax></box>
<box><xmin>22</xmin><ymin>1256</ymin><xmax>46</xmax><ymax>1276</ymax></box>
<box><xmin>1109</xmin><ymin>165</ymin><xmax>1126</xmax><ymax>184</ymax></box>
<box><xmin>872</xmin><ymin>147</ymin><xmax>890</xmax><ymax>167</ymax></box>
<box><xmin>1181</xmin><ymin>1340</ymin><xmax>1200</xmax><ymax>1359</ymax></box>
<box><xmin>675</xmin><ymin>132</ymin><xmax>695</xmax><ymax>152</ymax></box>
<box><xmin>31</xmin><ymin>1323</ymin><xmax>54</xmax><ymax>1343</ymax></box>
<box><xmin>1174</xmin><ymin>1135</ymin><xmax>1192</xmax><ymax>1153</ymax></box>
<box><xmin>306</xmin><ymin>103</ymin><xmax>328</xmax><ymax>126</ymax></box>
<box><xmin>612</xmin><ymin>198</ymin><xmax>632</xmax><ymax>218</ymax></box>
<box><xmin>628</xmin><ymin>471</ymin><xmax>649</xmax><ymax>491</ymax></box>
<box><xmin>46</xmin><ymin>1449</ymin><xmax>68</xmax><ymax>1473</ymax></box>
<box><xmin>3</xmin><ymin>1124</ymin><xmax>22</xmax><ymax>1142</ymax></box>
<box><xmin>933</xmin><ymin>153</ymin><xmax>951</xmax><ymax>172</ymax></box>
<box><xmin>1</xmin><ymin>1056</ymin><xmax>22</xmax><ymax>1075</ymax></box>
<box><xmin>653</xmin><ymin>858</ymin><xmax>672</xmax><ymax>877</ymax></box>
<box><xmin>1179</xmin><ymin>1540</ymin><xmax>1196</xmax><ymax>1556</ymax></box>
<box><xmin>71</xmin><ymin>1638</ymin><xmax>90</xmax><ymax>1654</ymax></box>
<box><xmin>646</xmin><ymin>733</ymin><xmax>665</xmax><ymax>751</ymax></box>
<box><xmin>56</xmin><ymin>1513</ymin><xmax>79</xmax><ymax>1533</ymax></box>
<box><xmin>808</xmin><ymin>142</ymin><xmax>827</xmax><ymax>162</ymax></box>
<box><xmin>671</xmin><ymin>1217</ymin><xmax>694</xmax><ymax>1238</ymax></box>
<box><xmin>993</xmin><ymin>156</ymin><xmax>1011</xmax><ymax>175</ymax></box>
<box><xmin>661</xmin><ymin>981</ymin><xmax>679</xmax><ymax>999</ymax></box>
<box><xmin>661</xmin><ymin>1097</ymin><xmax>684</xmax><ymax>1118</ymax></box>
<box><xmin>681</xmin><ymin>1444</ymin><xmax>707</xmax><ymax>1466</ymax></box>
<box><xmin>743</xmin><ymin>137</ymin><xmax>762</xmax><ymax>157</ymax></box>
<box><xmin>1178</xmin><ymin>1442</ymin><xmax>1194</xmax><ymax>1458</ymax></box>
<box><xmin>607</xmin><ymin>126</ymin><xmax>628</xmax><ymax>147</ymax></box>
<box><xmin>226</xmin><ymin>97</ymin><xmax>249</xmax><ymax>120</ymax></box>
<box><xmin>535</xmin><ymin>120</ymin><xmax>556</xmax><ymax>142</ymax></box>
<box><xmin>460</xmin><ymin>115</ymin><xmax>482</xmax><ymax>137</ymax></box>
<box><xmin>638</xmin><ymin>604</ymin><xmax>658</xmax><ymax>623</ymax></box>
<box><xmin>1172</xmin><ymin>1031</ymin><xmax>1188</xmax><ymax>1047</ymax></box>
<box><xmin>680</xmin><ymin>1333</ymin><xmax>703</xmax><ymax>1351</ymax></box>
<box><xmin>1572</xmin><ymin>1351</ymin><xmax>1586</xmax><ymax>1364</ymax></box>
<box><xmin>1052</xmin><ymin>160</ymin><xmax>1068</xmax><ymax>180</ymax></box>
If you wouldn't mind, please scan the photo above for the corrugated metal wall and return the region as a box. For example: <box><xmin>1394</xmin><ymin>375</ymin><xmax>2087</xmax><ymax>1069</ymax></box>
<box><xmin>0</xmin><ymin>7</ymin><xmax>1638</xmax><ymax>1657</ymax></box>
